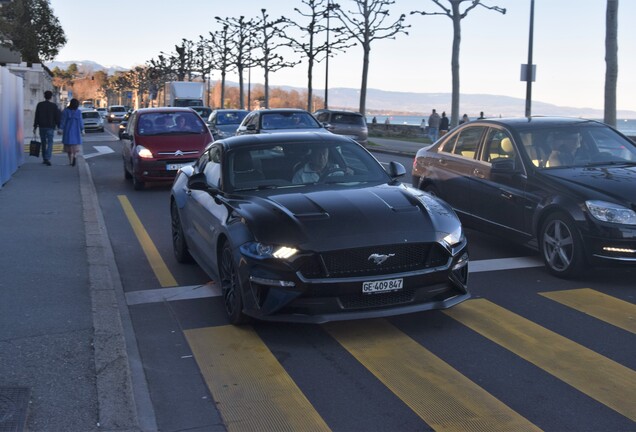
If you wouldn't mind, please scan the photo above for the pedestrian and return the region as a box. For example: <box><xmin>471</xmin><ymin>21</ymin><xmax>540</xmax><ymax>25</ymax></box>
<box><xmin>384</xmin><ymin>117</ymin><xmax>390</xmax><ymax>129</ymax></box>
<box><xmin>478</xmin><ymin>111</ymin><xmax>485</xmax><ymax>119</ymax></box>
<box><xmin>459</xmin><ymin>114</ymin><xmax>469</xmax><ymax>124</ymax></box>
<box><xmin>439</xmin><ymin>111</ymin><xmax>449</xmax><ymax>137</ymax></box>
<box><xmin>427</xmin><ymin>109</ymin><xmax>441</xmax><ymax>142</ymax></box>
<box><xmin>371</xmin><ymin>116</ymin><xmax>377</xmax><ymax>124</ymax></box>
<box><xmin>33</xmin><ymin>90</ymin><xmax>61</xmax><ymax>166</ymax></box>
<box><xmin>59</xmin><ymin>98</ymin><xmax>84</xmax><ymax>166</ymax></box>
<box><xmin>420</xmin><ymin>118</ymin><xmax>426</xmax><ymax>134</ymax></box>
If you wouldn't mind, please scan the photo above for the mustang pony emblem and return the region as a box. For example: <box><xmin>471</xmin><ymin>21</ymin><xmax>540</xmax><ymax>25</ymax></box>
<box><xmin>368</xmin><ymin>253</ymin><xmax>396</xmax><ymax>265</ymax></box>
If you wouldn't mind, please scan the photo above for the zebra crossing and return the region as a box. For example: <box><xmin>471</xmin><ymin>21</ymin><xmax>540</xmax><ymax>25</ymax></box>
<box><xmin>182</xmin><ymin>289</ymin><xmax>636</xmax><ymax>431</ymax></box>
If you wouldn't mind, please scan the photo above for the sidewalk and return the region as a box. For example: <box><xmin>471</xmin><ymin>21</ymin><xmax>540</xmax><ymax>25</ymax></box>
<box><xmin>0</xmin><ymin>146</ymin><xmax>145</xmax><ymax>431</ymax></box>
<box><xmin>0</xmin><ymin>135</ymin><xmax>417</xmax><ymax>431</ymax></box>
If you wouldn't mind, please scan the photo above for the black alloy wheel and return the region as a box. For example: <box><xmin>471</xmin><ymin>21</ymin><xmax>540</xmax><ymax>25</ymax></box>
<box><xmin>220</xmin><ymin>244</ymin><xmax>248</xmax><ymax>325</ymax></box>
<box><xmin>540</xmin><ymin>212</ymin><xmax>585</xmax><ymax>278</ymax></box>
<box><xmin>171</xmin><ymin>201</ymin><xmax>192</xmax><ymax>263</ymax></box>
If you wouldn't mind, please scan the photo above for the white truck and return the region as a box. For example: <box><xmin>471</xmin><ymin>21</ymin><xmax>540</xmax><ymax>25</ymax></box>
<box><xmin>163</xmin><ymin>81</ymin><xmax>205</xmax><ymax>107</ymax></box>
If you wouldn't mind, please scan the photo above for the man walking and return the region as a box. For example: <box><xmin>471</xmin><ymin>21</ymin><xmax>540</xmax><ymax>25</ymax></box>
<box><xmin>427</xmin><ymin>109</ymin><xmax>441</xmax><ymax>142</ymax></box>
<box><xmin>33</xmin><ymin>90</ymin><xmax>61</xmax><ymax>166</ymax></box>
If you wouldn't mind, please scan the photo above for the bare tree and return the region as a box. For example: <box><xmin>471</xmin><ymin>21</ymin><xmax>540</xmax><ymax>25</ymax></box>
<box><xmin>255</xmin><ymin>8</ymin><xmax>299</xmax><ymax>108</ymax></box>
<box><xmin>604</xmin><ymin>0</ymin><xmax>618</xmax><ymax>127</ymax></box>
<box><xmin>215</xmin><ymin>15</ymin><xmax>257</xmax><ymax>109</ymax></box>
<box><xmin>206</xmin><ymin>24</ymin><xmax>235</xmax><ymax>108</ymax></box>
<box><xmin>412</xmin><ymin>0</ymin><xmax>505</xmax><ymax>127</ymax></box>
<box><xmin>284</xmin><ymin>0</ymin><xmax>352</xmax><ymax>111</ymax></box>
<box><xmin>336</xmin><ymin>0</ymin><xmax>409</xmax><ymax>115</ymax></box>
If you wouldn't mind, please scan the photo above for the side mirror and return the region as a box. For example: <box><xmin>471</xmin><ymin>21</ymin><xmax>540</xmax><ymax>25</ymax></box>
<box><xmin>491</xmin><ymin>158</ymin><xmax>516</xmax><ymax>173</ymax></box>
<box><xmin>246</xmin><ymin>124</ymin><xmax>256</xmax><ymax>131</ymax></box>
<box><xmin>120</xmin><ymin>132</ymin><xmax>131</xmax><ymax>140</ymax></box>
<box><xmin>387</xmin><ymin>161</ymin><xmax>406</xmax><ymax>179</ymax></box>
<box><xmin>187</xmin><ymin>172</ymin><xmax>210</xmax><ymax>191</ymax></box>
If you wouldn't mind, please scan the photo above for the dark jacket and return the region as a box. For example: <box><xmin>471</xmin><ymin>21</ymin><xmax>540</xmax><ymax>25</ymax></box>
<box><xmin>440</xmin><ymin>116</ymin><xmax>450</xmax><ymax>131</ymax></box>
<box><xmin>34</xmin><ymin>100</ymin><xmax>61</xmax><ymax>129</ymax></box>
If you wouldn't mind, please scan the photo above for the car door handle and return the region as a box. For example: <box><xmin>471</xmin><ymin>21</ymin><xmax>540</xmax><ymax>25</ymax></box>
<box><xmin>500</xmin><ymin>190</ymin><xmax>513</xmax><ymax>200</ymax></box>
<box><xmin>438</xmin><ymin>159</ymin><xmax>447</xmax><ymax>166</ymax></box>
<box><xmin>473</xmin><ymin>168</ymin><xmax>485</xmax><ymax>178</ymax></box>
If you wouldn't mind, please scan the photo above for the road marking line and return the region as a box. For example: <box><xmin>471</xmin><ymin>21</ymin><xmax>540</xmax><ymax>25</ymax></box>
<box><xmin>540</xmin><ymin>288</ymin><xmax>636</xmax><ymax>334</ymax></box>
<box><xmin>84</xmin><ymin>145</ymin><xmax>115</xmax><ymax>159</ymax></box>
<box><xmin>118</xmin><ymin>195</ymin><xmax>178</xmax><ymax>287</ymax></box>
<box><xmin>185</xmin><ymin>326</ymin><xmax>330</xmax><ymax>432</ymax></box>
<box><xmin>469</xmin><ymin>256</ymin><xmax>543</xmax><ymax>272</ymax></box>
<box><xmin>324</xmin><ymin>319</ymin><xmax>539</xmax><ymax>432</ymax></box>
<box><xmin>126</xmin><ymin>282</ymin><xmax>219</xmax><ymax>305</ymax></box>
<box><xmin>445</xmin><ymin>299</ymin><xmax>636</xmax><ymax>421</ymax></box>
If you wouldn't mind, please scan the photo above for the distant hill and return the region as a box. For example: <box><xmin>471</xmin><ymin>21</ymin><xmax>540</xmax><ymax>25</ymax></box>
<box><xmin>46</xmin><ymin>60</ymin><xmax>128</xmax><ymax>77</ymax></box>
<box><xmin>46</xmin><ymin>60</ymin><xmax>636</xmax><ymax>119</ymax></box>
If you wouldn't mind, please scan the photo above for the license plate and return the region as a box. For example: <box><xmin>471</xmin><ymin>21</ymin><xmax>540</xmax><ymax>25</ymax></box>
<box><xmin>166</xmin><ymin>162</ymin><xmax>190</xmax><ymax>171</ymax></box>
<box><xmin>362</xmin><ymin>278</ymin><xmax>403</xmax><ymax>294</ymax></box>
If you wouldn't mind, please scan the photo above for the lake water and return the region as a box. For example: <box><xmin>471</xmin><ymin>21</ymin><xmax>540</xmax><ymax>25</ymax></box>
<box><xmin>368</xmin><ymin>115</ymin><xmax>636</xmax><ymax>136</ymax></box>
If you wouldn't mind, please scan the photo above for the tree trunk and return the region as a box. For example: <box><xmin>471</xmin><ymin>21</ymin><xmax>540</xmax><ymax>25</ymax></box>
<box><xmin>359</xmin><ymin>44</ymin><xmax>370</xmax><ymax>116</ymax></box>
<box><xmin>238</xmin><ymin>65</ymin><xmax>245</xmax><ymax>109</ymax></box>
<box><xmin>307</xmin><ymin>58</ymin><xmax>314</xmax><ymax>111</ymax></box>
<box><xmin>221</xmin><ymin>71</ymin><xmax>226</xmax><ymax>109</ymax></box>
<box><xmin>450</xmin><ymin>4</ymin><xmax>462</xmax><ymax>128</ymax></box>
<box><xmin>604</xmin><ymin>0</ymin><xmax>618</xmax><ymax>127</ymax></box>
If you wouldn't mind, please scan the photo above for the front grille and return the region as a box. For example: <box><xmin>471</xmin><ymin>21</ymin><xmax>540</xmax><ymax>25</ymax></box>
<box><xmin>299</xmin><ymin>243</ymin><xmax>449</xmax><ymax>279</ymax></box>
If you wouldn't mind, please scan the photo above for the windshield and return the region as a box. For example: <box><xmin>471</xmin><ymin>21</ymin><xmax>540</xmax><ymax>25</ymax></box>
<box><xmin>226</xmin><ymin>140</ymin><xmax>389</xmax><ymax>192</ymax></box>
<box><xmin>217</xmin><ymin>111</ymin><xmax>248</xmax><ymax>126</ymax></box>
<box><xmin>518</xmin><ymin>123</ymin><xmax>636</xmax><ymax>168</ymax></box>
<box><xmin>260</xmin><ymin>112</ymin><xmax>321</xmax><ymax>130</ymax></box>
<box><xmin>110</xmin><ymin>106</ymin><xmax>126</xmax><ymax>113</ymax></box>
<box><xmin>82</xmin><ymin>111</ymin><xmax>100</xmax><ymax>119</ymax></box>
<box><xmin>137</xmin><ymin>112</ymin><xmax>207</xmax><ymax>135</ymax></box>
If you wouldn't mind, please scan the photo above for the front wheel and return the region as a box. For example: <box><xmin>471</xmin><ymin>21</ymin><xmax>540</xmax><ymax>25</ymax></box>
<box><xmin>220</xmin><ymin>244</ymin><xmax>249</xmax><ymax>325</ymax></box>
<box><xmin>171</xmin><ymin>201</ymin><xmax>192</xmax><ymax>263</ymax></box>
<box><xmin>540</xmin><ymin>212</ymin><xmax>585</xmax><ymax>278</ymax></box>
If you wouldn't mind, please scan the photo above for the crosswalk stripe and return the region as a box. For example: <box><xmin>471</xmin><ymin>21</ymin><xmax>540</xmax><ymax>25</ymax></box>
<box><xmin>540</xmin><ymin>288</ymin><xmax>636</xmax><ymax>334</ymax></box>
<box><xmin>324</xmin><ymin>319</ymin><xmax>540</xmax><ymax>432</ymax></box>
<box><xmin>445</xmin><ymin>299</ymin><xmax>636</xmax><ymax>421</ymax></box>
<box><xmin>185</xmin><ymin>326</ymin><xmax>330</xmax><ymax>432</ymax></box>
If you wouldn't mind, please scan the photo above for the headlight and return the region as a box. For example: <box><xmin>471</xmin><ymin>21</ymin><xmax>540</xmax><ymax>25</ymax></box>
<box><xmin>442</xmin><ymin>225</ymin><xmax>465</xmax><ymax>248</ymax></box>
<box><xmin>586</xmin><ymin>200</ymin><xmax>636</xmax><ymax>225</ymax></box>
<box><xmin>135</xmin><ymin>145</ymin><xmax>153</xmax><ymax>159</ymax></box>
<box><xmin>242</xmin><ymin>242</ymin><xmax>298</xmax><ymax>259</ymax></box>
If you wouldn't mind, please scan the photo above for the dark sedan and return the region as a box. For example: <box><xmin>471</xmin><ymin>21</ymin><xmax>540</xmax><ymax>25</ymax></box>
<box><xmin>412</xmin><ymin>116</ymin><xmax>636</xmax><ymax>278</ymax></box>
<box><xmin>171</xmin><ymin>132</ymin><xmax>469</xmax><ymax>324</ymax></box>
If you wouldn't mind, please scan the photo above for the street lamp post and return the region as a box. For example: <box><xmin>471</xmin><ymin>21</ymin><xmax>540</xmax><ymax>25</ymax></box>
<box><xmin>524</xmin><ymin>0</ymin><xmax>535</xmax><ymax>117</ymax></box>
<box><xmin>324</xmin><ymin>1</ymin><xmax>339</xmax><ymax>109</ymax></box>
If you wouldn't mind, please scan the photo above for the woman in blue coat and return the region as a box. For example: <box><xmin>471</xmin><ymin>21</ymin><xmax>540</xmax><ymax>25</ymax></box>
<box><xmin>60</xmin><ymin>98</ymin><xmax>84</xmax><ymax>166</ymax></box>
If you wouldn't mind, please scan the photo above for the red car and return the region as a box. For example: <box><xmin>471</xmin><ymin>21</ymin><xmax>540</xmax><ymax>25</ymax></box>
<box><xmin>121</xmin><ymin>107</ymin><xmax>213</xmax><ymax>190</ymax></box>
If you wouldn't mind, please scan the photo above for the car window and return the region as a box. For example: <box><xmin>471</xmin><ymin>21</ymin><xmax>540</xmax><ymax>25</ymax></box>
<box><xmin>332</xmin><ymin>113</ymin><xmax>365</xmax><ymax>126</ymax></box>
<box><xmin>481</xmin><ymin>129</ymin><xmax>516</xmax><ymax>163</ymax></box>
<box><xmin>137</xmin><ymin>112</ymin><xmax>206</xmax><ymax>135</ymax></box>
<box><xmin>226</xmin><ymin>140</ymin><xmax>388</xmax><ymax>191</ymax></box>
<box><xmin>82</xmin><ymin>111</ymin><xmax>100</xmax><ymax>119</ymax></box>
<box><xmin>260</xmin><ymin>112</ymin><xmax>321</xmax><ymax>130</ymax></box>
<box><xmin>443</xmin><ymin>127</ymin><xmax>485</xmax><ymax>158</ymax></box>
<box><xmin>217</xmin><ymin>111</ymin><xmax>248</xmax><ymax>125</ymax></box>
<box><xmin>203</xmin><ymin>145</ymin><xmax>222</xmax><ymax>188</ymax></box>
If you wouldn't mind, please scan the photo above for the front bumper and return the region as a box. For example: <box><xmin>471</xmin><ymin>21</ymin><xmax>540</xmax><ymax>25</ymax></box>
<box><xmin>236</xmin><ymin>242</ymin><xmax>470</xmax><ymax>323</ymax></box>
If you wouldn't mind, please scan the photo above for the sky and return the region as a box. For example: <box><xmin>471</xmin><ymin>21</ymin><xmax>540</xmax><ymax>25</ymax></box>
<box><xmin>48</xmin><ymin>0</ymin><xmax>636</xmax><ymax>113</ymax></box>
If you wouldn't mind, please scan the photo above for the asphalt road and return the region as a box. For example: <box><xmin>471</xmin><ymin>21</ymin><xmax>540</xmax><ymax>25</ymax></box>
<box><xmin>85</xmin><ymin>124</ymin><xmax>636</xmax><ymax>431</ymax></box>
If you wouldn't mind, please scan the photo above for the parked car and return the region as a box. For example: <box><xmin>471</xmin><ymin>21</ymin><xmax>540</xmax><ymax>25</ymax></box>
<box><xmin>107</xmin><ymin>105</ymin><xmax>127</xmax><ymax>123</ymax></box>
<box><xmin>170</xmin><ymin>132</ymin><xmax>469</xmax><ymax>324</ymax></box>
<box><xmin>412</xmin><ymin>116</ymin><xmax>636</xmax><ymax>278</ymax></box>
<box><xmin>314</xmin><ymin>109</ymin><xmax>368</xmax><ymax>147</ymax></box>
<box><xmin>121</xmin><ymin>107</ymin><xmax>213</xmax><ymax>190</ymax></box>
<box><xmin>81</xmin><ymin>109</ymin><xmax>104</xmax><ymax>132</ymax></box>
<box><xmin>236</xmin><ymin>108</ymin><xmax>329</xmax><ymax>136</ymax></box>
<box><xmin>190</xmin><ymin>106</ymin><xmax>212</xmax><ymax>120</ymax></box>
<box><xmin>206</xmin><ymin>109</ymin><xmax>249</xmax><ymax>140</ymax></box>
<box><xmin>118</xmin><ymin>111</ymin><xmax>132</xmax><ymax>139</ymax></box>
<box><xmin>96</xmin><ymin>107</ymin><xmax>108</xmax><ymax>119</ymax></box>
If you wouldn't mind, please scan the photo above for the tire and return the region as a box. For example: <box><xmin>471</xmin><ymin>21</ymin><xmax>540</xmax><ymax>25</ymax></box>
<box><xmin>171</xmin><ymin>201</ymin><xmax>192</xmax><ymax>263</ymax></box>
<box><xmin>540</xmin><ymin>212</ymin><xmax>585</xmax><ymax>278</ymax></box>
<box><xmin>124</xmin><ymin>159</ymin><xmax>132</xmax><ymax>179</ymax></box>
<box><xmin>220</xmin><ymin>243</ymin><xmax>248</xmax><ymax>325</ymax></box>
<box><xmin>133</xmin><ymin>175</ymin><xmax>145</xmax><ymax>190</ymax></box>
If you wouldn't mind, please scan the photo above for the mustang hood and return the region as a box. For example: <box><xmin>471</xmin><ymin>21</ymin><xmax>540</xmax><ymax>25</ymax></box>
<box><xmin>544</xmin><ymin>165</ymin><xmax>636</xmax><ymax>204</ymax></box>
<box><xmin>231</xmin><ymin>184</ymin><xmax>460</xmax><ymax>250</ymax></box>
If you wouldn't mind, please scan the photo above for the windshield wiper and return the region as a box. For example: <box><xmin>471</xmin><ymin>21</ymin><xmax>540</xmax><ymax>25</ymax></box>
<box><xmin>584</xmin><ymin>160</ymin><xmax>636</xmax><ymax>167</ymax></box>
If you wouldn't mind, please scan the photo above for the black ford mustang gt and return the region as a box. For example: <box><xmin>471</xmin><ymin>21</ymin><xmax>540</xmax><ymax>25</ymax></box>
<box><xmin>170</xmin><ymin>132</ymin><xmax>469</xmax><ymax>324</ymax></box>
